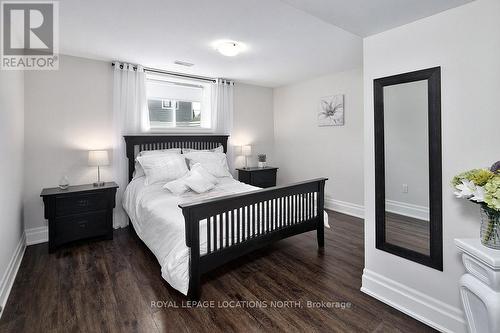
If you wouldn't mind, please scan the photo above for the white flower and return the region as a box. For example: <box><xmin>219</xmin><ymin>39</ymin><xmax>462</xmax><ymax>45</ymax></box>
<box><xmin>471</xmin><ymin>186</ymin><xmax>485</xmax><ymax>203</ymax></box>
<box><xmin>454</xmin><ymin>180</ymin><xmax>486</xmax><ymax>203</ymax></box>
<box><xmin>454</xmin><ymin>180</ymin><xmax>476</xmax><ymax>199</ymax></box>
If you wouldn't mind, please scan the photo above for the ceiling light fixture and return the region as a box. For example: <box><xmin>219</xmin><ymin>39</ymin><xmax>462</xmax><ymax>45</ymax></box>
<box><xmin>214</xmin><ymin>40</ymin><xmax>246</xmax><ymax>57</ymax></box>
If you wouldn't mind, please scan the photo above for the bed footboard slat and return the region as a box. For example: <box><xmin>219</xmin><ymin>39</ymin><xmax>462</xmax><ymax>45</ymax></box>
<box><xmin>292</xmin><ymin>195</ymin><xmax>299</xmax><ymax>224</ymax></box>
<box><xmin>252</xmin><ymin>204</ymin><xmax>256</xmax><ymax>239</ymax></box>
<box><xmin>245</xmin><ymin>206</ymin><xmax>249</xmax><ymax>241</ymax></box>
<box><xmin>265</xmin><ymin>200</ymin><xmax>269</xmax><ymax>232</ymax></box>
<box><xmin>237</xmin><ymin>208</ymin><xmax>241</xmax><ymax>244</ymax></box>
<box><xmin>257</xmin><ymin>202</ymin><xmax>261</xmax><ymax>235</ymax></box>
<box><xmin>207</xmin><ymin>216</ymin><xmax>212</xmax><ymax>254</ymax></box>
<box><xmin>219</xmin><ymin>214</ymin><xmax>223</xmax><ymax>251</ymax></box>
<box><xmin>224</xmin><ymin>211</ymin><xmax>229</xmax><ymax>247</ymax></box>
<box><xmin>279</xmin><ymin>197</ymin><xmax>283</xmax><ymax>228</ymax></box>
<box><xmin>231</xmin><ymin>209</ymin><xmax>235</xmax><ymax>246</ymax></box>
<box><xmin>287</xmin><ymin>196</ymin><xmax>291</xmax><ymax>226</ymax></box>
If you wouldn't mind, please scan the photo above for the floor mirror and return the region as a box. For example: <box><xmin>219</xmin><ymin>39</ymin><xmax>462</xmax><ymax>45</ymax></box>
<box><xmin>374</xmin><ymin>67</ymin><xmax>443</xmax><ymax>270</ymax></box>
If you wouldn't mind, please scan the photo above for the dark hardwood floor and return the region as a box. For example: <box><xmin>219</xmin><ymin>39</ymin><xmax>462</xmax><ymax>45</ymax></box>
<box><xmin>385</xmin><ymin>212</ymin><xmax>430</xmax><ymax>255</ymax></box>
<box><xmin>0</xmin><ymin>211</ymin><xmax>435</xmax><ymax>333</ymax></box>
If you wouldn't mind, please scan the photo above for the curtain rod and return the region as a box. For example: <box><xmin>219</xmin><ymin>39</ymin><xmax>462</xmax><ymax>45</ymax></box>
<box><xmin>111</xmin><ymin>63</ymin><xmax>218</xmax><ymax>83</ymax></box>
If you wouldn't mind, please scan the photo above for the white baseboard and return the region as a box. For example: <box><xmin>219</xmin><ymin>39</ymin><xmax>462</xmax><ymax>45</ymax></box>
<box><xmin>361</xmin><ymin>269</ymin><xmax>466</xmax><ymax>333</ymax></box>
<box><xmin>385</xmin><ymin>199</ymin><xmax>429</xmax><ymax>221</ymax></box>
<box><xmin>325</xmin><ymin>196</ymin><xmax>364</xmax><ymax>219</ymax></box>
<box><xmin>25</xmin><ymin>226</ymin><xmax>48</xmax><ymax>245</ymax></box>
<box><xmin>0</xmin><ymin>233</ymin><xmax>26</xmax><ymax>319</ymax></box>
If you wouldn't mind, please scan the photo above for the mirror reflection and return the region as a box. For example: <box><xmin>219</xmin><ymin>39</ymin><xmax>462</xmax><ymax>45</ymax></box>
<box><xmin>383</xmin><ymin>80</ymin><xmax>430</xmax><ymax>255</ymax></box>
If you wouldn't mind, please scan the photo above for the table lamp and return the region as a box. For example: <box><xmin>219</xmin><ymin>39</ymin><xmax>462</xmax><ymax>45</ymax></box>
<box><xmin>242</xmin><ymin>145</ymin><xmax>252</xmax><ymax>169</ymax></box>
<box><xmin>88</xmin><ymin>150</ymin><xmax>109</xmax><ymax>186</ymax></box>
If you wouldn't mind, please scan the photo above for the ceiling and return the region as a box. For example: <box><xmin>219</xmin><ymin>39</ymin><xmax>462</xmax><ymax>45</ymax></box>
<box><xmin>59</xmin><ymin>0</ymin><xmax>473</xmax><ymax>87</ymax></box>
<box><xmin>59</xmin><ymin>0</ymin><xmax>362</xmax><ymax>87</ymax></box>
<box><xmin>279</xmin><ymin>0</ymin><xmax>474</xmax><ymax>36</ymax></box>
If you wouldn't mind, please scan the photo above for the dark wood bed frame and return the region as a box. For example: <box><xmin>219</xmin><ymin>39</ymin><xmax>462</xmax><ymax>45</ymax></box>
<box><xmin>124</xmin><ymin>135</ymin><xmax>327</xmax><ymax>300</ymax></box>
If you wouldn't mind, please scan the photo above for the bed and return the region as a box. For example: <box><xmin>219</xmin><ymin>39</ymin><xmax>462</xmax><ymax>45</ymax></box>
<box><xmin>123</xmin><ymin>135</ymin><xmax>327</xmax><ymax>300</ymax></box>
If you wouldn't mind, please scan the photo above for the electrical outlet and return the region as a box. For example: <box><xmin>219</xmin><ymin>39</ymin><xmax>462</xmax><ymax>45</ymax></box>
<box><xmin>402</xmin><ymin>184</ymin><xmax>408</xmax><ymax>193</ymax></box>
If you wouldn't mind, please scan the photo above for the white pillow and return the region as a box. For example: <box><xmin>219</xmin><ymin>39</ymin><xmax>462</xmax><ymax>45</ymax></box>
<box><xmin>184</xmin><ymin>151</ymin><xmax>232</xmax><ymax>178</ymax></box>
<box><xmin>182</xmin><ymin>145</ymin><xmax>224</xmax><ymax>154</ymax></box>
<box><xmin>163</xmin><ymin>175</ymin><xmax>190</xmax><ymax>195</ymax></box>
<box><xmin>190</xmin><ymin>163</ymin><xmax>218</xmax><ymax>184</ymax></box>
<box><xmin>137</xmin><ymin>154</ymin><xmax>188</xmax><ymax>185</ymax></box>
<box><xmin>184</xmin><ymin>170</ymin><xmax>216</xmax><ymax>193</ymax></box>
<box><xmin>133</xmin><ymin>149</ymin><xmax>181</xmax><ymax>179</ymax></box>
<box><xmin>163</xmin><ymin>164</ymin><xmax>218</xmax><ymax>195</ymax></box>
<box><xmin>139</xmin><ymin>148</ymin><xmax>182</xmax><ymax>157</ymax></box>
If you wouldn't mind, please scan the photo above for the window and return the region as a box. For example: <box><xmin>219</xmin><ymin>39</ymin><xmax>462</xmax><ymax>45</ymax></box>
<box><xmin>146</xmin><ymin>74</ymin><xmax>212</xmax><ymax>130</ymax></box>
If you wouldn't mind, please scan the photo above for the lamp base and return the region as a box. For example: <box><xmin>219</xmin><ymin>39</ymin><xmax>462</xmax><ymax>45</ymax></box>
<box><xmin>93</xmin><ymin>181</ymin><xmax>105</xmax><ymax>187</ymax></box>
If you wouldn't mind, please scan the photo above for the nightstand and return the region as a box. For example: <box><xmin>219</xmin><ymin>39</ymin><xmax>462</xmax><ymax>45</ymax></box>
<box><xmin>41</xmin><ymin>182</ymin><xmax>118</xmax><ymax>252</ymax></box>
<box><xmin>237</xmin><ymin>167</ymin><xmax>278</xmax><ymax>188</ymax></box>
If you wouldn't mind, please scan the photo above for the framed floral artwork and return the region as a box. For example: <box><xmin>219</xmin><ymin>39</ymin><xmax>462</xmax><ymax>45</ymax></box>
<box><xmin>318</xmin><ymin>94</ymin><xmax>344</xmax><ymax>126</ymax></box>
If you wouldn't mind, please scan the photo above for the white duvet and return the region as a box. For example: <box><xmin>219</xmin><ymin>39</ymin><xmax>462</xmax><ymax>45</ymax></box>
<box><xmin>123</xmin><ymin>176</ymin><xmax>329</xmax><ymax>295</ymax></box>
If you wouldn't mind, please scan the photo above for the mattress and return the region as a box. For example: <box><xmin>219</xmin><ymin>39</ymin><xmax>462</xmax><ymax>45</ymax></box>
<box><xmin>123</xmin><ymin>176</ymin><xmax>329</xmax><ymax>295</ymax></box>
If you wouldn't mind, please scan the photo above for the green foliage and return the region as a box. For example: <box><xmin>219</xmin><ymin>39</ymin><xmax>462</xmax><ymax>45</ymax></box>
<box><xmin>452</xmin><ymin>169</ymin><xmax>494</xmax><ymax>187</ymax></box>
<box><xmin>484</xmin><ymin>175</ymin><xmax>500</xmax><ymax>210</ymax></box>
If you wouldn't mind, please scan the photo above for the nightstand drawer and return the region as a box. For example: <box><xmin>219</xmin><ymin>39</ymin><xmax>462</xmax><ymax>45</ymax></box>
<box><xmin>54</xmin><ymin>211</ymin><xmax>109</xmax><ymax>244</ymax></box>
<box><xmin>252</xmin><ymin>172</ymin><xmax>276</xmax><ymax>188</ymax></box>
<box><xmin>55</xmin><ymin>192</ymin><xmax>108</xmax><ymax>216</ymax></box>
<box><xmin>253</xmin><ymin>180</ymin><xmax>275</xmax><ymax>188</ymax></box>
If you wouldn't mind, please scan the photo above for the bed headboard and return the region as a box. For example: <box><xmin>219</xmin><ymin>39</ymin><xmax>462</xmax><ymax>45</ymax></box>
<box><xmin>124</xmin><ymin>135</ymin><xmax>229</xmax><ymax>182</ymax></box>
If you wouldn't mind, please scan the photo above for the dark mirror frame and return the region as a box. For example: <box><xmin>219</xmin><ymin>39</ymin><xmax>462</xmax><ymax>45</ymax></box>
<box><xmin>374</xmin><ymin>67</ymin><xmax>443</xmax><ymax>271</ymax></box>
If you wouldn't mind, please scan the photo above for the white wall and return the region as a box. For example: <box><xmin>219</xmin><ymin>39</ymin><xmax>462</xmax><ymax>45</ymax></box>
<box><xmin>23</xmin><ymin>56</ymin><xmax>275</xmax><ymax>233</ymax></box>
<box><xmin>24</xmin><ymin>55</ymin><xmax>114</xmax><ymax>232</ymax></box>
<box><xmin>0</xmin><ymin>70</ymin><xmax>25</xmax><ymax>313</ymax></box>
<box><xmin>273</xmin><ymin>68</ymin><xmax>364</xmax><ymax>215</ymax></box>
<box><xmin>362</xmin><ymin>0</ymin><xmax>500</xmax><ymax>331</ymax></box>
<box><xmin>233</xmin><ymin>83</ymin><xmax>275</xmax><ymax>171</ymax></box>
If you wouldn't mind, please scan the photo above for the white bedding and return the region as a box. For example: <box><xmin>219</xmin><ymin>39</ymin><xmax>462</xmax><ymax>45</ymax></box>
<box><xmin>123</xmin><ymin>176</ymin><xmax>329</xmax><ymax>295</ymax></box>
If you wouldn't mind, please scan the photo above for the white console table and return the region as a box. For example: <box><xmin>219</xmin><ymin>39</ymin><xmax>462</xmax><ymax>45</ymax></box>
<box><xmin>455</xmin><ymin>238</ymin><xmax>500</xmax><ymax>333</ymax></box>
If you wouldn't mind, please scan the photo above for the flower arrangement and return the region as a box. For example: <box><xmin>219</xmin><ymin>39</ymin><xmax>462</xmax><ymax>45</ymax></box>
<box><xmin>453</xmin><ymin>161</ymin><xmax>500</xmax><ymax>249</ymax></box>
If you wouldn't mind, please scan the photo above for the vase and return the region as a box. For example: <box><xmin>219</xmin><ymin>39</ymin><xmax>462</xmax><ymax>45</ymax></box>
<box><xmin>59</xmin><ymin>176</ymin><xmax>70</xmax><ymax>190</ymax></box>
<box><xmin>258</xmin><ymin>161</ymin><xmax>266</xmax><ymax>168</ymax></box>
<box><xmin>480</xmin><ymin>206</ymin><xmax>500</xmax><ymax>250</ymax></box>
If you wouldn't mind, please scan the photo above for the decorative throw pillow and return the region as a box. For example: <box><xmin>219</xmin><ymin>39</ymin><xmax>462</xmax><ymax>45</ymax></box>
<box><xmin>190</xmin><ymin>163</ymin><xmax>218</xmax><ymax>184</ymax></box>
<box><xmin>184</xmin><ymin>170</ymin><xmax>216</xmax><ymax>193</ymax></box>
<box><xmin>137</xmin><ymin>154</ymin><xmax>188</xmax><ymax>185</ymax></box>
<box><xmin>184</xmin><ymin>151</ymin><xmax>232</xmax><ymax>178</ymax></box>
<box><xmin>163</xmin><ymin>175</ymin><xmax>190</xmax><ymax>195</ymax></box>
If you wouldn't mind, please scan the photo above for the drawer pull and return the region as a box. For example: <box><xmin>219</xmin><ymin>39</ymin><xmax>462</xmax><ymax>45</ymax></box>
<box><xmin>77</xmin><ymin>199</ymin><xmax>89</xmax><ymax>207</ymax></box>
<box><xmin>78</xmin><ymin>221</ymin><xmax>88</xmax><ymax>228</ymax></box>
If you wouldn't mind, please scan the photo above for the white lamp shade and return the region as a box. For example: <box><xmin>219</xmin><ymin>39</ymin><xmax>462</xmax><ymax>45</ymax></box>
<box><xmin>242</xmin><ymin>145</ymin><xmax>252</xmax><ymax>156</ymax></box>
<box><xmin>234</xmin><ymin>146</ymin><xmax>242</xmax><ymax>155</ymax></box>
<box><xmin>88</xmin><ymin>150</ymin><xmax>109</xmax><ymax>166</ymax></box>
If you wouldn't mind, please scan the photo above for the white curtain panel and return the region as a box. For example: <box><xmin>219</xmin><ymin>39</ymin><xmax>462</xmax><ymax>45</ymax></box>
<box><xmin>111</xmin><ymin>62</ymin><xmax>149</xmax><ymax>228</ymax></box>
<box><xmin>212</xmin><ymin>79</ymin><xmax>234</xmax><ymax>134</ymax></box>
<box><xmin>212</xmin><ymin>79</ymin><xmax>235</xmax><ymax>172</ymax></box>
